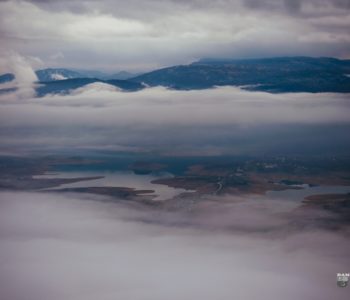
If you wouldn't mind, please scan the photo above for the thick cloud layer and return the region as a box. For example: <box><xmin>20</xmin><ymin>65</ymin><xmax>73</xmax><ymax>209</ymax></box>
<box><xmin>0</xmin><ymin>0</ymin><xmax>349</xmax><ymax>71</ymax></box>
<box><xmin>0</xmin><ymin>53</ymin><xmax>39</xmax><ymax>99</ymax></box>
<box><xmin>0</xmin><ymin>190</ymin><xmax>349</xmax><ymax>300</ymax></box>
<box><xmin>0</xmin><ymin>85</ymin><xmax>349</xmax><ymax>155</ymax></box>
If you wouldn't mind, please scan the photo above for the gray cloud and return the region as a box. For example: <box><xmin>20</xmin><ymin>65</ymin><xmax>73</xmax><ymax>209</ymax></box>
<box><xmin>244</xmin><ymin>0</ymin><xmax>350</xmax><ymax>13</ymax></box>
<box><xmin>0</xmin><ymin>85</ymin><xmax>349</xmax><ymax>156</ymax></box>
<box><xmin>2</xmin><ymin>84</ymin><xmax>350</xmax><ymax>125</ymax></box>
<box><xmin>0</xmin><ymin>190</ymin><xmax>349</xmax><ymax>300</ymax></box>
<box><xmin>18</xmin><ymin>0</ymin><xmax>350</xmax><ymax>14</ymax></box>
<box><xmin>0</xmin><ymin>53</ymin><xmax>39</xmax><ymax>99</ymax></box>
<box><xmin>284</xmin><ymin>0</ymin><xmax>302</xmax><ymax>13</ymax></box>
<box><xmin>0</xmin><ymin>0</ymin><xmax>349</xmax><ymax>71</ymax></box>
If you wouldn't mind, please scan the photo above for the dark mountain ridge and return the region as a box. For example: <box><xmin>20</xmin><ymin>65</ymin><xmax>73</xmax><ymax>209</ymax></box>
<box><xmin>35</xmin><ymin>68</ymin><xmax>137</xmax><ymax>81</ymax></box>
<box><xmin>1</xmin><ymin>57</ymin><xmax>350</xmax><ymax>95</ymax></box>
<box><xmin>0</xmin><ymin>73</ymin><xmax>15</xmax><ymax>84</ymax></box>
<box><xmin>36</xmin><ymin>78</ymin><xmax>144</xmax><ymax>96</ymax></box>
<box><xmin>35</xmin><ymin>68</ymin><xmax>83</xmax><ymax>81</ymax></box>
<box><xmin>131</xmin><ymin>56</ymin><xmax>350</xmax><ymax>93</ymax></box>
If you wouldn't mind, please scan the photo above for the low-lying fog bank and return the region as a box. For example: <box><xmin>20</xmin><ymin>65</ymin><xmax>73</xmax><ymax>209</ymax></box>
<box><xmin>0</xmin><ymin>191</ymin><xmax>349</xmax><ymax>300</ymax></box>
<box><xmin>0</xmin><ymin>85</ymin><xmax>349</xmax><ymax>156</ymax></box>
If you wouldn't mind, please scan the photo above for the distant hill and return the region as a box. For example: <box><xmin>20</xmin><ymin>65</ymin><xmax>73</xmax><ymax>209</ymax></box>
<box><xmin>0</xmin><ymin>73</ymin><xmax>15</xmax><ymax>84</ymax></box>
<box><xmin>2</xmin><ymin>57</ymin><xmax>350</xmax><ymax>95</ymax></box>
<box><xmin>35</xmin><ymin>68</ymin><xmax>83</xmax><ymax>81</ymax></box>
<box><xmin>0</xmin><ymin>68</ymin><xmax>143</xmax><ymax>96</ymax></box>
<box><xmin>35</xmin><ymin>78</ymin><xmax>144</xmax><ymax>96</ymax></box>
<box><xmin>107</xmin><ymin>71</ymin><xmax>137</xmax><ymax>80</ymax></box>
<box><xmin>131</xmin><ymin>57</ymin><xmax>350</xmax><ymax>93</ymax></box>
<box><xmin>35</xmin><ymin>68</ymin><xmax>138</xmax><ymax>81</ymax></box>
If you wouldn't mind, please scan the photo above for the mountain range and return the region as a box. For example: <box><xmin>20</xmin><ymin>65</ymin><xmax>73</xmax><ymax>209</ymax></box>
<box><xmin>35</xmin><ymin>78</ymin><xmax>144</xmax><ymax>96</ymax></box>
<box><xmin>35</xmin><ymin>68</ymin><xmax>137</xmax><ymax>81</ymax></box>
<box><xmin>133</xmin><ymin>57</ymin><xmax>350</xmax><ymax>93</ymax></box>
<box><xmin>0</xmin><ymin>73</ymin><xmax>15</xmax><ymax>84</ymax></box>
<box><xmin>1</xmin><ymin>57</ymin><xmax>350</xmax><ymax>95</ymax></box>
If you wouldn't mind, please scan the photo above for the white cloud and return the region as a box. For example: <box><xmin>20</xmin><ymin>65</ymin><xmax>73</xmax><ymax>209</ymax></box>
<box><xmin>0</xmin><ymin>190</ymin><xmax>348</xmax><ymax>300</ymax></box>
<box><xmin>70</xmin><ymin>82</ymin><xmax>122</xmax><ymax>94</ymax></box>
<box><xmin>0</xmin><ymin>86</ymin><xmax>349</xmax><ymax>155</ymax></box>
<box><xmin>0</xmin><ymin>52</ymin><xmax>39</xmax><ymax>98</ymax></box>
<box><xmin>0</xmin><ymin>0</ymin><xmax>349</xmax><ymax>71</ymax></box>
<box><xmin>1</xmin><ymin>86</ymin><xmax>349</xmax><ymax>126</ymax></box>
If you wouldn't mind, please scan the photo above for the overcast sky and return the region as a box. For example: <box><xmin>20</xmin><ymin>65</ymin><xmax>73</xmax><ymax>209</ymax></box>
<box><xmin>0</xmin><ymin>0</ymin><xmax>350</xmax><ymax>71</ymax></box>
